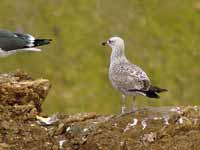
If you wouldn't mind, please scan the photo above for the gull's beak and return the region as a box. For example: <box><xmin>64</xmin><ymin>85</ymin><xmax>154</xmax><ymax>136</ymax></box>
<box><xmin>102</xmin><ymin>41</ymin><xmax>107</xmax><ymax>46</ymax></box>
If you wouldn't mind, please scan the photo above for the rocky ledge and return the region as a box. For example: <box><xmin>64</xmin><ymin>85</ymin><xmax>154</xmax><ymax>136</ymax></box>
<box><xmin>0</xmin><ymin>71</ymin><xmax>199</xmax><ymax>150</ymax></box>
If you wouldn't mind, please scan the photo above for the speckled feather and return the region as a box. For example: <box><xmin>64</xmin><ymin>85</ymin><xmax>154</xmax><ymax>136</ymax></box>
<box><xmin>107</xmin><ymin>37</ymin><xmax>151</xmax><ymax>96</ymax></box>
<box><xmin>109</xmin><ymin>61</ymin><xmax>150</xmax><ymax>95</ymax></box>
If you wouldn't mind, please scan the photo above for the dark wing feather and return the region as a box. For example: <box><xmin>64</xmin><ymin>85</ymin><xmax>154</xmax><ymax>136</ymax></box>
<box><xmin>0</xmin><ymin>30</ymin><xmax>29</xmax><ymax>51</ymax></box>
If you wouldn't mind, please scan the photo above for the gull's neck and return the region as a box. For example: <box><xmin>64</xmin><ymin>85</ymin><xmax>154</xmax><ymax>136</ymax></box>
<box><xmin>110</xmin><ymin>47</ymin><xmax>128</xmax><ymax>65</ymax></box>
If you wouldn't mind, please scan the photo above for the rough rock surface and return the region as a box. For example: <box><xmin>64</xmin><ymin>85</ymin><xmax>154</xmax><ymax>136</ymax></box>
<box><xmin>0</xmin><ymin>71</ymin><xmax>200</xmax><ymax>150</ymax></box>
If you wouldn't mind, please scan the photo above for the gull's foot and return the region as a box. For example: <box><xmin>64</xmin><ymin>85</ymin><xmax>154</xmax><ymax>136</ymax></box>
<box><xmin>131</xmin><ymin>106</ymin><xmax>138</xmax><ymax>113</ymax></box>
<box><xmin>122</xmin><ymin>106</ymin><xmax>138</xmax><ymax>114</ymax></box>
<box><xmin>116</xmin><ymin>106</ymin><xmax>137</xmax><ymax>118</ymax></box>
<box><xmin>115</xmin><ymin>107</ymin><xmax>127</xmax><ymax>118</ymax></box>
<box><xmin>121</xmin><ymin>106</ymin><xmax>126</xmax><ymax>114</ymax></box>
<box><xmin>123</xmin><ymin>107</ymin><xmax>138</xmax><ymax>115</ymax></box>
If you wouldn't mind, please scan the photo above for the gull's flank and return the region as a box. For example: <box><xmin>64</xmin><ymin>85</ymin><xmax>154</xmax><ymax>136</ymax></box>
<box><xmin>0</xmin><ymin>29</ymin><xmax>52</xmax><ymax>57</ymax></box>
<box><xmin>102</xmin><ymin>36</ymin><xmax>167</xmax><ymax>113</ymax></box>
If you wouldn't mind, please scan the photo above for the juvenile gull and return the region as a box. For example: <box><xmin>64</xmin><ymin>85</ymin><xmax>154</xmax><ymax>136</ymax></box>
<box><xmin>102</xmin><ymin>36</ymin><xmax>167</xmax><ymax>113</ymax></box>
<box><xmin>0</xmin><ymin>29</ymin><xmax>52</xmax><ymax>57</ymax></box>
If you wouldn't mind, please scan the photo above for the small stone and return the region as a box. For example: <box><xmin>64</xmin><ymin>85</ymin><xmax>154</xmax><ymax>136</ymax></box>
<box><xmin>142</xmin><ymin>132</ymin><xmax>157</xmax><ymax>143</ymax></box>
<box><xmin>52</xmin><ymin>145</ymin><xmax>58</xmax><ymax>150</ymax></box>
<box><xmin>54</xmin><ymin>123</ymin><xmax>65</xmax><ymax>136</ymax></box>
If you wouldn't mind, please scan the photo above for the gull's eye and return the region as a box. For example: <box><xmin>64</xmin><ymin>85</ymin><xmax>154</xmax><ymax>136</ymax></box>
<box><xmin>108</xmin><ymin>40</ymin><xmax>113</xmax><ymax>44</ymax></box>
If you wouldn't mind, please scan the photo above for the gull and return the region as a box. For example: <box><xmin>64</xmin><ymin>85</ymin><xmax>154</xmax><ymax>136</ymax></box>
<box><xmin>102</xmin><ymin>36</ymin><xmax>167</xmax><ymax>113</ymax></box>
<box><xmin>0</xmin><ymin>29</ymin><xmax>52</xmax><ymax>57</ymax></box>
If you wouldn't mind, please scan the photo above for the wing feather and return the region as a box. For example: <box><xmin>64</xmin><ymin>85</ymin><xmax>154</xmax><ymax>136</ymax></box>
<box><xmin>109</xmin><ymin>63</ymin><xmax>150</xmax><ymax>92</ymax></box>
<box><xmin>0</xmin><ymin>30</ymin><xmax>33</xmax><ymax>51</ymax></box>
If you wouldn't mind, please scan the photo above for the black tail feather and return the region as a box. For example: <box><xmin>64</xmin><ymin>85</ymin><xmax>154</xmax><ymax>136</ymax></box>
<box><xmin>150</xmin><ymin>86</ymin><xmax>168</xmax><ymax>93</ymax></box>
<box><xmin>33</xmin><ymin>39</ymin><xmax>52</xmax><ymax>47</ymax></box>
<box><xmin>145</xmin><ymin>89</ymin><xmax>160</xmax><ymax>98</ymax></box>
<box><xmin>145</xmin><ymin>86</ymin><xmax>167</xmax><ymax>98</ymax></box>
<box><xmin>128</xmin><ymin>85</ymin><xmax>167</xmax><ymax>99</ymax></box>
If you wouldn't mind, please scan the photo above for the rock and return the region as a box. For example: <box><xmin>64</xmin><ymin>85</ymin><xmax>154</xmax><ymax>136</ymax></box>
<box><xmin>0</xmin><ymin>143</ymin><xmax>9</xmax><ymax>150</ymax></box>
<box><xmin>0</xmin><ymin>70</ymin><xmax>51</xmax><ymax>112</ymax></box>
<box><xmin>54</xmin><ymin>123</ymin><xmax>66</xmax><ymax>136</ymax></box>
<box><xmin>0</xmin><ymin>71</ymin><xmax>200</xmax><ymax>149</ymax></box>
<box><xmin>0</xmin><ymin>71</ymin><xmax>55</xmax><ymax>150</ymax></box>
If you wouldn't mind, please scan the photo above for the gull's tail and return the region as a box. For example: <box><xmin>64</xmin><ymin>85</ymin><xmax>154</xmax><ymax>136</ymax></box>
<box><xmin>20</xmin><ymin>39</ymin><xmax>52</xmax><ymax>52</ymax></box>
<box><xmin>128</xmin><ymin>86</ymin><xmax>167</xmax><ymax>98</ymax></box>
<box><xmin>33</xmin><ymin>39</ymin><xmax>52</xmax><ymax>47</ymax></box>
<box><xmin>145</xmin><ymin>86</ymin><xmax>167</xmax><ymax>98</ymax></box>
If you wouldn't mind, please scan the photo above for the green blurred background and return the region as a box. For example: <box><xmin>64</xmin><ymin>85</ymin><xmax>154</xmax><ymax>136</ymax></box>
<box><xmin>0</xmin><ymin>0</ymin><xmax>200</xmax><ymax>114</ymax></box>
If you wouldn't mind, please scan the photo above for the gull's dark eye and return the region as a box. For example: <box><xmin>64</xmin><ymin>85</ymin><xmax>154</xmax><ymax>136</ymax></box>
<box><xmin>108</xmin><ymin>40</ymin><xmax>113</xmax><ymax>44</ymax></box>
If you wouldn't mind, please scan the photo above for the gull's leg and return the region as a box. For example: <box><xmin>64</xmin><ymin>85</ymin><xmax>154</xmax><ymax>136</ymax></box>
<box><xmin>131</xmin><ymin>96</ymin><xmax>137</xmax><ymax>112</ymax></box>
<box><xmin>121</xmin><ymin>94</ymin><xmax>126</xmax><ymax>114</ymax></box>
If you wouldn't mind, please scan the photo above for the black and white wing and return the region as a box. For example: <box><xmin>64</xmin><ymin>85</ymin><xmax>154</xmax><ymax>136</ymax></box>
<box><xmin>0</xmin><ymin>30</ymin><xmax>51</xmax><ymax>56</ymax></box>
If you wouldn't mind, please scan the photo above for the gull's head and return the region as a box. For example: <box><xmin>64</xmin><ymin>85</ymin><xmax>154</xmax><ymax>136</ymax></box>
<box><xmin>102</xmin><ymin>36</ymin><xmax>124</xmax><ymax>50</ymax></box>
